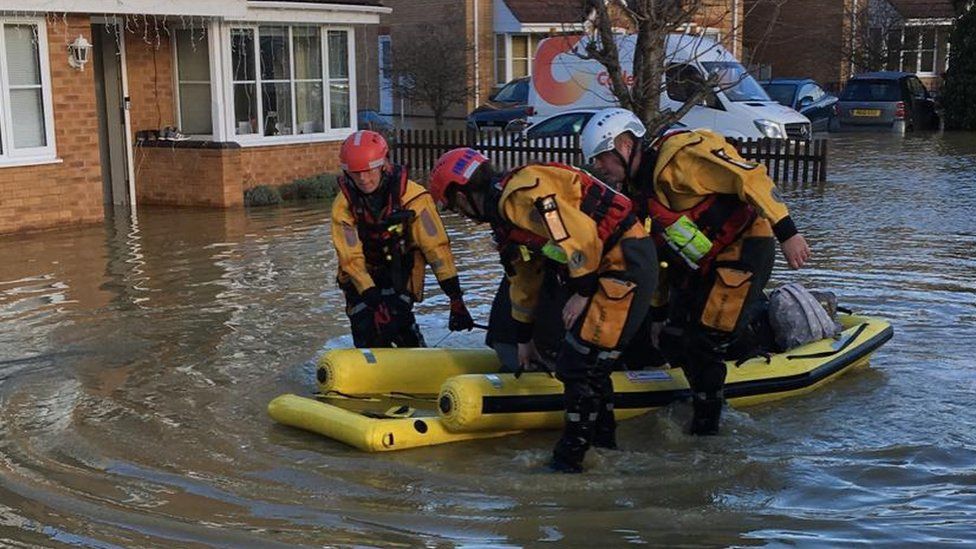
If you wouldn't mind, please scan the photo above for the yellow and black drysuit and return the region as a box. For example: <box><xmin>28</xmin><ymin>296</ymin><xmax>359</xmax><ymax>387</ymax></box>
<box><xmin>634</xmin><ymin>129</ymin><xmax>794</xmax><ymax>434</ymax></box>
<box><xmin>332</xmin><ymin>166</ymin><xmax>462</xmax><ymax>348</ymax></box>
<box><xmin>495</xmin><ymin>163</ymin><xmax>657</xmax><ymax>471</ymax></box>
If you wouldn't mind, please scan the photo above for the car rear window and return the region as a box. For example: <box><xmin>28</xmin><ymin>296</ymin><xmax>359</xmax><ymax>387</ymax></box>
<box><xmin>840</xmin><ymin>80</ymin><xmax>901</xmax><ymax>102</ymax></box>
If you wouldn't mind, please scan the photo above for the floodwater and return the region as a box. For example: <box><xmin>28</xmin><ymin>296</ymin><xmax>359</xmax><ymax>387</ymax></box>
<box><xmin>0</xmin><ymin>132</ymin><xmax>974</xmax><ymax>547</ymax></box>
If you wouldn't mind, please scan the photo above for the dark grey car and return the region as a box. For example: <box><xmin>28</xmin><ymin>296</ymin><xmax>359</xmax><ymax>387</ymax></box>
<box><xmin>837</xmin><ymin>72</ymin><xmax>939</xmax><ymax>132</ymax></box>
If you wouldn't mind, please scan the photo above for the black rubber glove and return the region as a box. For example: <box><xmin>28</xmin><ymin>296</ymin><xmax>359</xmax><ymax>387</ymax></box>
<box><xmin>449</xmin><ymin>297</ymin><xmax>474</xmax><ymax>331</ymax></box>
<box><xmin>361</xmin><ymin>287</ymin><xmax>383</xmax><ymax>310</ymax></box>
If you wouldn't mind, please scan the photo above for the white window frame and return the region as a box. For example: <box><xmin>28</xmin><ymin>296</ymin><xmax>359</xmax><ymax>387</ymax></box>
<box><xmin>0</xmin><ymin>17</ymin><xmax>57</xmax><ymax>167</ymax></box>
<box><xmin>898</xmin><ymin>23</ymin><xmax>950</xmax><ymax>77</ymax></box>
<box><xmin>172</xmin><ymin>25</ymin><xmax>214</xmax><ymax>138</ymax></box>
<box><xmin>494</xmin><ymin>33</ymin><xmax>544</xmax><ymax>85</ymax></box>
<box><xmin>222</xmin><ymin>23</ymin><xmax>356</xmax><ymax>146</ymax></box>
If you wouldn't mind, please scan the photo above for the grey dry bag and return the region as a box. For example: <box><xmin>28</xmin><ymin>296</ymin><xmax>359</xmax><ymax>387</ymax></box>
<box><xmin>768</xmin><ymin>282</ymin><xmax>842</xmax><ymax>351</ymax></box>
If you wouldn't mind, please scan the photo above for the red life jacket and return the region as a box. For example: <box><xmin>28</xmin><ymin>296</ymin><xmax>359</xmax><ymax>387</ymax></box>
<box><xmin>645</xmin><ymin>193</ymin><xmax>757</xmax><ymax>270</ymax></box>
<box><xmin>337</xmin><ymin>166</ymin><xmax>415</xmax><ymax>275</ymax></box>
<box><xmin>499</xmin><ymin>162</ymin><xmax>635</xmax><ymax>245</ymax></box>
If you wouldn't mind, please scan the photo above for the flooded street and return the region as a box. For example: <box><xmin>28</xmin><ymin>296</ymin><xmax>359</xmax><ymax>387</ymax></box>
<box><xmin>1</xmin><ymin>132</ymin><xmax>974</xmax><ymax>546</ymax></box>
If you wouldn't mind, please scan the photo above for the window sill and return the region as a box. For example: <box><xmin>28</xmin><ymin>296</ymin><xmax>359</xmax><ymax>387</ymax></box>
<box><xmin>0</xmin><ymin>156</ymin><xmax>62</xmax><ymax>169</ymax></box>
<box><xmin>136</xmin><ymin>139</ymin><xmax>240</xmax><ymax>149</ymax></box>
<box><xmin>233</xmin><ymin>130</ymin><xmax>355</xmax><ymax>148</ymax></box>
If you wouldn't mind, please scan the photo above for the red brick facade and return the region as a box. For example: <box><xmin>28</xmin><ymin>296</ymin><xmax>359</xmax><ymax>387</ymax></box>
<box><xmin>744</xmin><ymin>0</ymin><xmax>853</xmax><ymax>90</ymax></box>
<box><xmin>1</xmin><ymin>14</ymin><xmax>359</xmax><ymax>235</ymax></box>
<box><xmin>0</xmin><ymin>15</ymin><xmax>103</xmax><ymax>235</ymax></box>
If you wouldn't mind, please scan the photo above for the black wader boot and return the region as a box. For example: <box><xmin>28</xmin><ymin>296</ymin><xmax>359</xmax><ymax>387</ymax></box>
<box><xmin>591</xmin><ymin>369</ymin><xmax>617</xmax><ymax>449</ymax></box>
<box><xmin>550</xmin><ymin>378</ymin><xmax>597</xmax><ymax>473</ymax></box>
<box><xmin>690</xmin><ymin>391</ymin><xmax>724</xmax><ymax>436</ymax></box>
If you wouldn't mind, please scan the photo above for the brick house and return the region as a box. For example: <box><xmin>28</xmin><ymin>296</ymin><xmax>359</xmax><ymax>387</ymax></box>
<box><xmin>743</xmin><ymin>0</ymin><xmax>959</xmax><ymax>91</ymax></box>
<box><xmin>371</xmin><ymin>0</ymin><xmax>747</xmax><ymax>127</ymax></box>
<box><xmin>0</xmin><ymin>0</ymin><xmax>389</xmax><ymax>235</ymax></box>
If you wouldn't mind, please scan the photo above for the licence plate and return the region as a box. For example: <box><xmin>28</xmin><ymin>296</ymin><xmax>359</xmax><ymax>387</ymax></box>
<box><xmin>852</xmin><ymin>109</ymin><xmax>881</xmax><ymax>117</ymax></box>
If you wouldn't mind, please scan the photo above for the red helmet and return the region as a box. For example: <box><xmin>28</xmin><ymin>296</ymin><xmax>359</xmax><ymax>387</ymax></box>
<box><xmin>429</xmin><ymin>148</ymin><xmax>488</xmax><ymax>206</ymax></box>
<box><xmin>340</xmin><ymin>130</ymin><xmax>388</xmax><ymax>172</ymax></box>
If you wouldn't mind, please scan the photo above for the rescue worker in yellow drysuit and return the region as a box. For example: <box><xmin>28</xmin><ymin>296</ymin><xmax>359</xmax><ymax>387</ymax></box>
<box><xmin>332</xmin><ymin>130</ymin><xmax>473</xmax><ymax>348</ymax></box>
<box><xmin>429</xmin><ymin>148</ymin><xmax>658</xmax><ymax>473</ymax></box>
<box><xmin>580</xmin><ymin>109</ymin><xmax>811</xmax><ymax>435</ymax></box>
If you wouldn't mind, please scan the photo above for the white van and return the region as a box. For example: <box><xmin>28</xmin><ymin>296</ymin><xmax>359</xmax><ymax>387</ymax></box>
<box><xmin>528</xmin><ymin>33</ymin><xmax>811</xmax><ymax>139</ymax></box>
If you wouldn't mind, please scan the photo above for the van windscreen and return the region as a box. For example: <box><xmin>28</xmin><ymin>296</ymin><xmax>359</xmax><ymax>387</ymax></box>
<box><xmin>494</xmin><ymin>79</ymin><xmax>529</xmax><ymax>103</ymax></box>
<box><xmin>701</xmin><ymin>62</ymin><xmax>770</xmax><ymax>102</ymax></box>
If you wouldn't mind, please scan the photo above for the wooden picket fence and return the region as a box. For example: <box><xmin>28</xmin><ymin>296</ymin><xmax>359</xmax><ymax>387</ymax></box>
<box><xmin>390</xmin><ymin>128</ymin><xmax>827</xmax><ymax>183</ymax></box>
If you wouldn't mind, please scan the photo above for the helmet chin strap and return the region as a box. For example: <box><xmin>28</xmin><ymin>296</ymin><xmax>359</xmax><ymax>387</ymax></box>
<box><xmin>610</xmin><ymin>142</ymin><xmax>640</xmax><ymax>191</ymax></box>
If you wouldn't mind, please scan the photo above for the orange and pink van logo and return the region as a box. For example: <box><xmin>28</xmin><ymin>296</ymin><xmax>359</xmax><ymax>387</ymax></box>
<box><xmin>533</xmin><ymin>35</ymin><xmax>594</xmax><ymax>106</ymax></box>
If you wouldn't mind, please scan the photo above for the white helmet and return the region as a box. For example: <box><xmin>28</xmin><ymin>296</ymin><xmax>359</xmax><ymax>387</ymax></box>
<box><xmin>580</xmin><ymin>108</ymin><xmax>647</xmax><ymax>163</ymax></box>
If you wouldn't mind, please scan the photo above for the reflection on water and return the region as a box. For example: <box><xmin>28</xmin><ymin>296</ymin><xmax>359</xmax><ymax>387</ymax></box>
<box><xmin>1</xmin><ymin>133</ymin><xmax>975</xmax><ymax>546</ymax></box>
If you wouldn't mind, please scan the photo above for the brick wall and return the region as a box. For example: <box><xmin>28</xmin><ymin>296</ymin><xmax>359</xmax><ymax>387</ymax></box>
<box><xmin>696</xmin><ymin>0</ymin><xmax>745</xmax><ymax>55</ymax></box>
<box><xmin>133</xmin><ymin>139</ymin><xmax>344</xmax><ymax>207</ymax></box>
<box><xmin>125</xmin><ymin>23</ymin><xmax>176</xmax><ymax>141</ymax></box>
<box><xmin>135</xmin><ymin>144</ymin><xmax>243</xmax><ymax>207</ymax></box>
<box><xmin>744</xmin><ymin>0</ymin><xmax>853</xmax><ymax>89</ymax></box>
<box><xmin>0</xmin><ymin>14</ymin><xmax>104</xmax><ymax>236</ymax></box>
<box><xmin>240</xmin><ymin>141</ymin><xmax>343</xmax><ymax>189</ymax></box>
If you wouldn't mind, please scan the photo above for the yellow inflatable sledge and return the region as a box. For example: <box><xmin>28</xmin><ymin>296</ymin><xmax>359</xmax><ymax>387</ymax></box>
<box><xmin>270</xmin><ymin>313</ymin><xmax>892</xmax><ymax>451</ymax></box>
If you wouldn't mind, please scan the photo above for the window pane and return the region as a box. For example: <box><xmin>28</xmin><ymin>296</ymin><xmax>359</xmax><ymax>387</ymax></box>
<box><xmin>511</xmin><ymin>35</ymin><xmax>528</xmax><ymax>58</ymax></box>
<box><xmin>4</xmin><ymin>25</ymin><xmax>41</xmax><ymax>86</ymax></box>
<box><xmin>293</xmin><ymin>27</ymin><xmax>321</xmax><ymax>80</ymax></box>
<box><xmin>296</xmin><ymin>81</ymin><xmax>324</xmax><ymax>134</ymax></box>
<box><xmin>512</xmin><ymin>59</ymin><xmax>529</xmax><ymax>78</ymax></box>
<box><xmin>920</xmin><ymin>28</ymin><xmax>936</xmax><ymax>49</ymax></box>
<box><xmin>262</xmin><ymin>82</ymin><xmax>292</xmax><ymax>136</ymax></box>
<box><xmin>234</xmin><ymin>83</ymin><xmax>257</xmax><ymax>134</ymax></box>
<box><xmin>260</xmin><ymin>26</ymin><xmax>290</xmax><ymax>81</ymax></box>
<box><xmin>11</xmin><ymin>88</ymin><xmax>45</xmax><ymax>148</ymax></box>
<box><xmin>328</xmin><ymin>31</ymin><xmax>348</xmax><ymax>79</ymax></box>
<box><xmin>179</xmin><ymin>83</ymin><xmax>213</xmax><ymax>134</ymax></box>
<box><xmin>920</xmin><ymin>50</ymin><xmax>935</xmax><ymax>73</ymax></box>
<box><xmin>495</xmin><ymin>34</ymin><xmax>506</xmax><ymax>83</ymax></box>
<box><xmin>330</xmin><ymin>81</ymin><xmax>350</xmax><ymax>128</ymax></box>
<box><xmin>5</xmin><ymin>24</ymin><xmax>41</xmax><ymax>86</ymax></box>
<box><xmin>176</xmin><ymin>28</ymin><xmax>210</xmax><ymax>81</ymax></box>
<box><xmin>231</xmin><ymin>29</ymin><xmax>255</xmax><ymax>81</ymax></box>
<box><xmin>903</xmin><ymin>49</ymin><xmax>919</xmax><ymax>73</ymax></box>
<box><xmin>936</xmin><ymin>29</ymin><xmax>949</xmax><ymax>73</ymax></box>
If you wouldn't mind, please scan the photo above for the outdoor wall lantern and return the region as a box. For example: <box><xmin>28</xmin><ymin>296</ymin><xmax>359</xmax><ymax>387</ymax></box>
<box><xmin>68</xmin><ymin>35</ymin><xmax>92</xmax><ymax>71</ymax></box>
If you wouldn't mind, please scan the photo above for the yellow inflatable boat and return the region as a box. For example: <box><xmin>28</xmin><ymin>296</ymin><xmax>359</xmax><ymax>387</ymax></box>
<box><xmin>269</xmin><ymin>313</ymin><xmax>892</xmax><ymax>451</ymax></box>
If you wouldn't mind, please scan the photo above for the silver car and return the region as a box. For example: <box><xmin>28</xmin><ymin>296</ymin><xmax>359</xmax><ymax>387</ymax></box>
<box><xmin>837</xmin><ymin>72</ymin><xmax>939</xmax><ymax>132</ymax></box>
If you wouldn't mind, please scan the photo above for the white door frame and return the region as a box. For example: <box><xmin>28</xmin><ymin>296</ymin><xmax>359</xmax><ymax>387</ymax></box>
<box><xmin>91</xmin><ymin>16</ymin><xmax>137</xmax><ymax>212</ymax></box>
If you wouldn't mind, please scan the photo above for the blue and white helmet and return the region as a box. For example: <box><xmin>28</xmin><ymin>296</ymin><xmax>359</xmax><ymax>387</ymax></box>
<box><xmin>580</xmin><ymin>108</ymin><xmax>647</xmax><ymax>163</ymax></box>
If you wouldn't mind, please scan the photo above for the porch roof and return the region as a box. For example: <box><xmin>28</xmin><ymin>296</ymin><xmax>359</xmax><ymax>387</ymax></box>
<box><xmin>5</xmin><ymin>0</ymin><xmax>388</xmax><ymax>18</ymax></box>
<box><xmin>888</xmin><ymin>0</ymin><xmax>957</xmax><ymax>19</ymax></box>
<box><xmin>10</xmin><ymin>0</ymin><xmax>249</xmax><ymax>17</ymax></box>
<box><xmin>501</xmin><ymin>0</ymin><xmax>584</xmax><ymax>24</ymax></box>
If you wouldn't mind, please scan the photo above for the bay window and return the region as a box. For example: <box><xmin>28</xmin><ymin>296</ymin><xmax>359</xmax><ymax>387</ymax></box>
<box><xmin>174</xmin><ymin>27</ymin><xmax>213</xmax><ymax>135</ymax></box>
<box><xmin>230</xmin><ymin>25</ymin><xmax>353</xmax><ymax>140</ymax></box>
